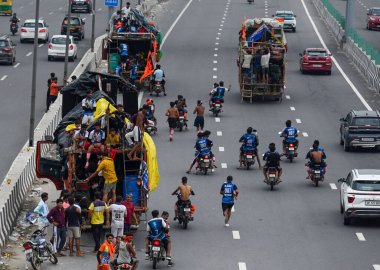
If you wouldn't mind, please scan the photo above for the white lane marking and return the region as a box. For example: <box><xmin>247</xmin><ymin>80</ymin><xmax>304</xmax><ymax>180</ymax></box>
<box><xmin>238</xmin><ymin>262</ymin><xmax>247</xmax><ymax>270</ymax></box>
<box><xmin>20</xmin><ymin>6</ymin><xmax>24</xmax><ymax>9</ymax></box>
<box><xmin>219</xmin><ymin>28</ymin><xmax>223</xmax><ymax>31</ymax></box>
<box><xmin>13</xmin><ymin>62</ymin><xmax>20</xmax><ymax>68</ymax></box>
<box><xmin>285</xmin><ymin>95</ymin><xmax>290</xmax><ymax>99</ymax></box>
<box><xmin>26</xmin><ymin>52</ymin><xmax>32</xmax><ymax>56</ymax></box>
<box><xmin>1</xmin><ymin>75</ymin><xmax>7</xmax><ymax>81</ymax></box>
<box><xmin>213</xmin><ymin>60</ymin><xmax>218</xmax><ymax>64</ymax></box>
<box><xmin>221</xmin><ymin>20</ymin><xmax>225</xmax><ymax>23</ymax></box>
<box><xmin>302</xmin><ymin>132</ymin><xmax>309</xmax><ymax>137</ymax></box>
<box><xmin>215</xmin><ymin>42</ymin><xmax>219</xmax><ymax>45</ymax></box>
<box><xmin>217</xmin><ymin>131</ymin><xmax>222</xmax><ymax>136</ymax></box>
<box><xmin>219</xmin><ymin>147</ymin><xmax>225</xmax><ymax>152</ymax></box>
<box><xmin>222</xmin><ymin>17</ymin><xmax>226</xmax><ymax>20</ymax></box>
<box><xmin>49</xmin><ymin>11</ymin><xmax>54</xmax><ymax>15</ymax></box>
<box><xmin>213</xmin><ymin>75</ymin><xmax>218</xmax><ymax>79</ymax></box>
<box><xmin>58</xmin><ymin>7</ymin><xmax>63</xmax><ymax>10</ymax></box>
<box><xmin>160</xmin><ymin>0</ymin><xmax>194</xmax><ymax>49</ymax></box>
<box><xmin>215</xmin><ymin>117</ymin><xmax>220</xmax><ymax>122</ymax></box>
<box><xmin>83</xmin><ymin>18</ymin><xmax>87</xmax><ymax>21</ymax></box>
<box><xmin>214</xmin><ymin>48</ymin><xmax>218</xmax><ymax>51</ymax></box>
<box><xmin>330</xmin><ymin>183</ymin><xmax>337</xmax><ymax>190</ymax></box>
<box><xmin>373</xmin><ymin>265</ymin><xmax>380</xmax><ymax>270</ymax></box>
<box><xmin>38</xmin><ymin>44</ymin><xmax>44</xmax><ymax>48</ymax></box>
<box><xmin>220</xmin><ymin>24</ymin><xmax>224</xmax><ymax>27</ymax></box>
<box><xmin>218</xmin><ymin>32</ymin><xmax>221</xmax><ymax>35</ymax></box>
<box><xmin>231</xmin><ymin>205</ymin><xmax>235</xmax><ymax>212</ymax></box>
<box><xmin>232</xmin><ymin>231</ymin><xmax>240</xmax><ymax>239</ymax></box>
<box><xmin>214</xmin><ymin>54</ymin><xmax>218</xmax><ymax>57</ymax></box>
<box><xmin>290</xmin><ymin>106</ymin><xmax>295</xmax><ymax>111</ymax></box>
<box><xmin>213</xmin><ymin>68</ymin><xmax>217</xmax><ymax>71</ymax></box>
<box><xmin>216</xmin><ymin>37</ymin><xmax>220</xmax><ymax>40</ymax></box>
<box><xmin>300</xmin><ymin>0</ymin><xmax>372</xmax><ymax>111</ymax></box>
<box><xmin>265</xmin><ymin>11</ymin><xmax>268</xmax><ymax>14</ymax></box>
<box><xmin>356</xmin><ymin>232</ymin><xmax>366</xmax><ymax>241</ymax></box>
<box><xmin>98</xmin><ymin>7</ymin><xmax>102</xmax><ymax>11</ymax></box>
<box><xmin>221</xmin><ymin>163</ymin><xmax>227</xmax><ymax>168</ymax></box>
<box><xmin>296</xmin><ymin>119</ymin><xmax>302</xmax><ymax>124</ymax></box>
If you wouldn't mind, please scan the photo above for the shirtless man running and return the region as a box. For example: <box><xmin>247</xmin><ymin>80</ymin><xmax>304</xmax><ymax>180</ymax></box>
<box><xmin>127</xmin><ymin>105</ymin><xmax>148</xmax><ymax>160</ymax></box>
<box><xmin>193</xmin><ymin>100</ymin><xmax>205</xmax><ymax>133</ymax></box>
<box><xmin>171</xmin><ymin>176</ymin><xmax>195</xmax><ymax>220</ymax></box>
<box><xmin>166</xmin><ymin>102</ymin><xmax>179</xmax><ymax>141</ymax></box>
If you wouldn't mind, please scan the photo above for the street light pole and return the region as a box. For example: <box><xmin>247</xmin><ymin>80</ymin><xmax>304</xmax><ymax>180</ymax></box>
<box><xmin>91</xmin><ymin>0</ymin><xmax>96</xmax><ymax>52</ymax></box>
<box><xmin>29</xmin><ymin>0</ymin><xmax>40</xmax><ymax>147</ymax></box>
<box><xmin>63</xmin><ymin>0</ymin><xmax>72</xmax><ymax>86</ymax></box>
<box><xmin>345</xmin><ymin>0</ymin><xmax>355</xmax><ymax>35</ymax></box>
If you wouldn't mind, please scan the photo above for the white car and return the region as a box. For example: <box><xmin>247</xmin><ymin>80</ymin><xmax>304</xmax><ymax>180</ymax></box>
<box><xmin>339</xmin><ymin>169</ymin><xmax>380</xmax><ymax>225</ymax></box>
<box><xmin>273</xmin><ymin>10</ymin><xmax>297</xmax><ymax>32</ymax></box>
<box><xmin>48</xmin><ymin>35</ymin><xmax>77</xmax><ymax>61</ymax></box>
<box><xmin>20</xmin><ymin>19</ymin><xmax>49</xmax><ymax>43</ymax></box>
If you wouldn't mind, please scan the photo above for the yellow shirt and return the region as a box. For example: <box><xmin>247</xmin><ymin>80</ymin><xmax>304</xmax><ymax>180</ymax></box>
<box><xmin>88</xmin><ymin>201</ymin><xmax>108</xmax><ymax>225</ymax></box>
<box><xmin>105</xmin><ymin>134</ymin><xmax>120</xmax><ymax>145</ymax></box>
<box><xmin>96</xmin><ymin>157</ymin><xmax>118</xmax><ymax>184</ymax></box>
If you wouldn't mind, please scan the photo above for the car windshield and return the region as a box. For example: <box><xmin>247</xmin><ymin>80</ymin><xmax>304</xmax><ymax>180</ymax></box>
<box><xmin>0</xmin><ymin>41</ymin><xmax>8</xmax><ymax>48</ymax></box>
<box><xmin>352</xmin><ymin>180</ymin><xmax>380</xmax><ymax>191</ymax></box>
<box><xmin>307</xmin><ymin>51</ymin><xmax>327</xmax><ymax>57</ymax></box>
<box><xmin>63</xmin><ymin>18</ymin><xmax>80</xmax><ymax>25</ymax></box>
<box><xmin>352</xmin><ymin>117</ymin><xmax>380</xmax><ymax>126</ymax></box>
<box><xmin>52</xmin><ymin>37</ymin><xmax>67</xmax><ymax>44</ymax></box>
<box><xmin>23</xmin><ymin>22</ymin><xmax>44</xmax><ymax>28</ymax></box>
<box><xmin>372</xmin><ymin>8</ymin><xmax>380</xmax><ymax>15</ymax></box>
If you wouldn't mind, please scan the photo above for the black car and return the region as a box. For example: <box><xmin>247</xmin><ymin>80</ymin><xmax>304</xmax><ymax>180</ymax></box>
<box><xmin>61</xmin><ymin>15</ymin><xmax>85</xmax><ymax>40</ymax></box>
<box><xmin>0</xmin><ymin>35</ymin><xmax>16</xmax><ymax>65</ymax></box>
<box><xmin>340</xmin><ymin>110</ymin><xmax>380</xmax><ymax>151</ymax></box>
<box><xmin>71</xmin><ymin>0</ymin><xmax>92</xmax><ymax>13</ymax></box>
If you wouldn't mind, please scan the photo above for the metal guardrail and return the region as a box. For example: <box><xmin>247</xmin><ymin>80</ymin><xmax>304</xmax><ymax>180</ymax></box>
<box><xmin>0</xmin><ymin>33</ymin><xmax>107</xmax><ymax>250</ymax></box>
<box><xmin>313</xmin><ymin>0</ymin><xmax>380</xmax><ymax>93</ymax></box>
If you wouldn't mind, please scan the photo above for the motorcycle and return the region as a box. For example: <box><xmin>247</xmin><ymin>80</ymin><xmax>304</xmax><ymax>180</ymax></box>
<box><xmin>211</xmin><ymin>99</ymin><xmax>222</xmax><ymax>117</ymax></box>
<box><xmin>266</xmin><ymin>167</ymin><xmax>280</xmax><ymax>190</ymax></box>
<box><xmin>151</xmin><ymin>81</ymin><xmax>163</xmax><ymax>97</ymax></box>
<box><xmin>10</xmin><ymin>22</ymin><xmax>18</xmax><ymax>35</ymax></box>
<box><xmin>284</xmin><ymin>142</ymin><xmax>297</xmax><ymax>162</ymax></box>
<box><xmin>23</xmin><ymin>225</ymin><xmax>58</xmax><ymax>270</ymax></box>
<box><xmin>175</xmin><ymin>194</ymin><xmax>193</xmax><ymax>229</ymax></box>
<box><xmin>145</xmin><ymin>119</ymin><xmax>157</xmax><ymax>135</ymax></box>
<box><xmin>309</xmin><ymin>164</ymin><xmax>324</xmax><ymax>187</ymax></box>
<box><xmin>197</xmin><ymin>154</ymin><xmax>213</xmax><ymax>175</ymax></box>
<box><xmin>149</xmin><ymin>238</ymin><xmax>166</xmax><ymax>269</ymax></box>
<box><xmin>242</xmin><ymin>149</ymin><xmax>256</xmax><ymax>170</ymax></box>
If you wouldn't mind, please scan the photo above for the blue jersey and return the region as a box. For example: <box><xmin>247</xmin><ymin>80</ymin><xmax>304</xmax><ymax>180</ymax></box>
<box><xmin>195</xmin><ymin>138</ymin><xmax>211</xmax><ymax>156</ymax></box>
<box><xmin>115</xmin><ymin>65</ymin><xmax>122</xmax><ymax>76</ymax></box>
<box><xmin>240</xmin><ymin>133</ymin><xmax>257</xmax><ymax>151</ymax></box>
<box><xmin>215</xmin><ymin>87</ymin><xmax>226</xmax><ymax>98</ymax></box>
<box><xmin>282</xmin><ymin>127</ymin><xmax>298</xmax><ymax>143</ymax></box>
<box><xmin>221</xmin><ymin>182</ymin><xmax>237</xmax><ymax>204</ymax></box>
<box><xmin>147</xmin><ymin>218</ymin><xmax>165</xmax><ymax>240</ymax></box>
<box><xmin>130</xmin><ymin>64</ymin><xmax>138</xmax><ymax>79</ymax></box>
<box><xmin>119</xmin><ymin>43</ymin><xmax>128</xmax><ymax>56</ymax></box>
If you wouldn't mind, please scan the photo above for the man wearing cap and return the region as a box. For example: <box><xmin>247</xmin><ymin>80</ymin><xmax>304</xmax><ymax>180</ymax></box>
<box><xmin>193</xmin><ymin>100</ymin><xmax>205</xmax><ymax>132</ymax></box>
<box><xmin>220</xmin><ymin>176</ymin><xmax>239</xmax><ymax>227</ymax></box>
<box><xmin>86</xmin><ymin>151</ymin><xmax>118</xmax><ymax>204</ymax></box>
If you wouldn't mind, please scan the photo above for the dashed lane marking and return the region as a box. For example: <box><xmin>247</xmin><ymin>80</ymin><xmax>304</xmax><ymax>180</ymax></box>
<box><xmin>216</xmin><ymin>37</ymin><xmax>220</xmax><ymax>40</ymax></box>
<box><xmin>213</xmin><ymin>75</ymin><xmax>217</xmax><ymax>79</ymax></box>
<box><xmin>219</xmin><ymin>147</ymin><xmax>225</xmax><ymax>152</ymax></box>
<box><xmin>13</xmin><ymin>63</ymin><xmax>20</xmax><ymax>68</ymax></box>
<box><xmin>98</xmin><ymin>7</ymin><xmax>102</xmax><ymax>11</ymax></box>
<box><xmin>215</xmin><ymin>42</ymin><xmax>219</xmax><ymax>45</ymax></box>
<box><xmin>26</xmin><ymin>52</ymin><xmax>32</xmax><ymax>56</ymax></box>
<box><xmin>221</xmin><ymin>20</ymin><xmax>225</xmax><ymax>23</ymax></box>
<box><xmin>290</xmin><ymin>106</ymin><xmax>295</xmax><ymax>111</ymax></box>
<box><xmin>38</xmin><ymin>44</ymin><xmax>44</xmax><ymax>48</ymax></box>
<box><xmin>296</xmin><ymin>119</ymin><xmax>302</xmax><ymax>124</ymax></box>
<box><xmin>213</xmin><ymin>68</ymin><xmax>217</xmax><ymax>71</ymax></box>
<box><xmin>83</xmin><ymin>18</ymin><xmax>87</xmax><ymax>21</ymax></box>
<box><xmin>285</xmin><ymin>95</ymin><xmax>290</xmax><ymax>99</ymax></box>
<box><xmin>238</xmin><ymin>262</ymin><xmax>247</xmax><ymax>270</ymax></box>
<box><xmin>232</xmin><ymin>231</ymin><xmax>240</xmax><ymax>239</ymax></box>
<box><xmin>20</xmin><ymin>6</ymin><xmax>24</xmax><ymax>9</ymax></box>
<box><xmin>214</xmin><ymin>48</ymin><xmax>218</xmax><ymax>51</ymax></box>
<box><xmin>215</xmin><ymin>117</ymin><xmax>220</xmax><ymax>122</ymax></box>
<box><xmin>219</xmin><ymin>28</ymin><xmax>223</xmax><ymax>31</ymax></box>
<box><xmin>356</xmin><ymin>232</ymin><xmax>366</xmax><ymax>241</ymax></box>
<box><xmin>1</xmin><ymin>75</ymin><xmax>7</xmax><ymax>81</ymax></box>
<box><xmin>49</xmin><ymin>12</ymin><xmax>54</xmax><ymax>15</ymax></box>
<box><xmin>217</xmin><ymin>131</ymin><xmax>222</xmax><ymax>136</ymax></box>
<box><xmin>330</xmin><ymin>183</ymin><xmax>337</xmax><ymax>190</ymax></box>
<box><xmin>213</xmin><ymin>60</ymin><xmax>218</xmax><ymax>64</ymax></box>
<box><xmin>214</xmin><ymin>54</ymin><xmax>218</xmax><ymax>57</ymax></box>
<box><xmin>302</xmin><ymin>132</ymin><xmax>308</xmax><ymax>137</ymax></box>
<box><xmin>218</xmin><ymin>32</ymin><xmax>221</xmax><ymax>35</ymax></box>
<box><xmin>58</xmin><ymin>7</ymin><xmax>63</xmax><ymax>10</ymax></box>
<box><xmin>220</xmin><ymin>24</ymin><xmax>224</xmax><ymax>27</ymax></box>
<box><xmin>221</xmin><ymin>163</ymin><xmax>227</xmax><ymax>168</ymax></box>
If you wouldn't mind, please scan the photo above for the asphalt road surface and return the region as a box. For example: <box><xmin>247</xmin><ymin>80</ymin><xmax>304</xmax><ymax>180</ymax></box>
<box><xmin>328</xmin><ymin>0</ymin><xmax>380</xmax><ymax>53</ymax></box>
<box><xmin>0</xmin><ymin>0</ymin><xmax>112</xmax><ymax>180</ymax></box>
<box><xmin>13</xmin><ymin>0</ymin><xmax>380</xmax><ymax>269</ymax></box>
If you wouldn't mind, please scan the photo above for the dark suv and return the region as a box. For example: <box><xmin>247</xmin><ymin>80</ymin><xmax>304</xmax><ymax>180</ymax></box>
<box><xmin>340</xmin><ymin>110</ymin><xmax>380</xmax><ymax>151</ymax></box>
<box><xmin>0</xmin><ymin>35</ymin><xmax>16</xmax><ymax>65</ymax></box>
<box><xmin>71</xmin><ymin>0</ymin><xmax>92</xmax><ymax>13</ymax></box>
<box><xmin>61</xmin><ymin>15</ymin><xmax>85</xmax><ymax>40</ymax></box>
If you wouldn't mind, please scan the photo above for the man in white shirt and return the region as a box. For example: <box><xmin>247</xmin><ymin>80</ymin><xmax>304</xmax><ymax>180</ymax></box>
<box><xmin>152</xmin><ymin>64</ymin><xmax>166</xmax><ymax>96</ymax></box>
<box><xmin>108</xmin><ymin>196</ymin><xmax>127</xmax><ymax>238</ymax></box>
<box><xmin>122</xmin><ymin>2</ymin><xmax>131</xmax><ymax>20</ymax></box>
<box><xmin>261</xmin><ymin>48</ymin><xmax>271</xmax><ymax>84</ymax></box>
<box><xmin>34</xmin><ymin>192</ymin><xmax>49</xmax><ymax>230</ymax></box>
<box><xmin>81</xmin><ymin>90</ymin><xmax>96</xmax><ymax>125</ymax></box>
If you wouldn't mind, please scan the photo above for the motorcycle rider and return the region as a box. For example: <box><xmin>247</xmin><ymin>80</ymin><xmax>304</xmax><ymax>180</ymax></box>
<box><xmin>306</xmin><ymin>140</ymin><xmax>327</xmax><ymax>179</ymax></box>
<box><xmin>145</xmin><ymin>99</ymin><xmax>157</xmax><ymax>127</ymax></box>
<box><xmin>263</xmin><ymin>143</ymin><xmax>282</xmax><ymax>182</ymax></box>
<box><xmin>152</xmin><ymin>64</ymin><xmax>166</xmax><ymax>96</ymax></box>
<box><xmin>186</xmin><ymin>132</ymin><xmax>213</xmax><ymax>174</ymax></box>
<box><xmin>145</xmin><ymin>210</ymin><xmax>173</xmax><ymax>266</ymax></box>
<box><xmin>209</xmin><ymin>81</ymin><xmax>230</xmax><ymax>108</ymax></box>
<box><xmin>171</xmin><ymin>176</ymin><xmax>195</xmax><ymax>221</ymax></box>
<box><xmin>9</xmin><ymin>13</ymin><xmax>20</xmax><ymax>31</ymax></box>
<box><xmin>281</xmin><ymin>120</ymin><xmax>299</xmax><ymax>155</ymax></box>
<box><xmin>239</xmin><ymin>127</ymin><xmax>261</xmax><ymax>168</ymax></box>
<box><xmin>112</xmin><ymin>235</ymin><xmax>138</xmax><ymax>270</ymax></box>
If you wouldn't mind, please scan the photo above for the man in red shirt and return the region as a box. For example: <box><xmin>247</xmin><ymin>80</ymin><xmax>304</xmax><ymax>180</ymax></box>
<box><xmin>122</xmin><ymin>194</ymin><xmax>137</xmax><ymax>233</ymax></box>
<box><xmin>46</xmin><ymin>78</ymin><xmax>61</xmax><ymax>112</ymax></box>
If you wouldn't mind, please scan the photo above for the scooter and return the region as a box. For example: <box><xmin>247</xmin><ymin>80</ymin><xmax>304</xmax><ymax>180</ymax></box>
<box><xmin>266</xmin><ymin>167</ymin><xmax>280</xmax><ymax>190</ymax></box>
<box><xmin>175</xmin><ymin>193</ymin><xmax>193</xmax><ymax>229</ymax></box>
<box><xmin>10</xmin><ymin>22</ymin><xmax>18</xmax><ymax>35</ymax></box>
<box><xmin>211</xmin><ymin>99</ymin><xmax>222</xmax><ymax>117</ymax></box>
<box><xmin>242</xmin><ymin>150</ymin><xmax>256</xmax><ymax>170</ymax></box>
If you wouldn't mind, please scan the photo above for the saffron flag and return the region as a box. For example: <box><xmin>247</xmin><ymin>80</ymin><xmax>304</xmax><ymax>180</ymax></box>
<box><xmin>139</xmin><ymin>51</ymin><xmax>154</xmax><ymax>83</ymax></box>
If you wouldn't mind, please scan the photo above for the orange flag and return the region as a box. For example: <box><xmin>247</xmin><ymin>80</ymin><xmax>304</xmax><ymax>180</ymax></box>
<box><xmin>139</xmin><ymin>51</ymin><xmax>154</xmax><ymax>83</ymax></box>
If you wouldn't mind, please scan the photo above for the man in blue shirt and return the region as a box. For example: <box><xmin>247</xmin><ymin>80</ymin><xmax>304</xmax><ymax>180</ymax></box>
<box><xmin>129</xmin><ymin>59</ymin><xmax>138</xmax><ymax>86</ymax></box>
<box><xmin>118</xmin><ymin>43</ymin><xmax>128</xmax><ymax>66</ymax></box>
<box><xmin>220</xmin><ymin>176</ymin><xmax>238</xmax><ymax>227</ymax></box>
<box><xmin>281</xmin><ymin>120</ymin><xmax>299</xmax><ymax>155</ymax></box>
<box><xmin>209</xmin><ymin>81</ymin><xmax>229</xmax><ymax>106</ymax></box>
<box><xmin>115</xmin><ymin>61</ymin><xmax>123</xmax><ymax>77</ymax></box>
<box><xmin>239</xmin><ymin>127</ymin><xmax>261</xmax><ymax>168</ymax></box>
<box><xmin>186</xmin><ymin>132</ymin><xmax>213</xmax><ymax>174</ymax></box>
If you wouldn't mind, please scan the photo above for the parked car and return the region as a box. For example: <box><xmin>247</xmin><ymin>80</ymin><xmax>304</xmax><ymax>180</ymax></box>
<box><xmin>0</xmin><ymin>35</ymin><xmax>16</xmax><ymax>65</ymax></box>
<box><xmin>366</xmin><ymin>7</ymin><xmax>380</xmax><ymax>30</ymax></box>
<box><xmin>20</xmin><ymin>19</ymin><xmax>49</xmax><ymax>43</ymax></box>
<box><xmin>299</xmin><ymin>48</ymin><xmax>332</xmax><ymax>75</ymax></box>
<box><xmin>61</xmin><ymin>15</ymin><xmax>85</xmax><ymax>40</ymax></box>
<box><xmin>339</xmin><ymin>169</ymin><xmax>380</xmax><ymax>225</ymax></box>
<box><xmin>71</xmin><ymin>0</ymin><xmax>92</xmax><ymax>13</ymax></box>
<box><xmin>273</xmin><ymin>10</ymin><xmax>296</xmax><ymax>32</ymax></box>
<box><xmin>340</xmin><ymin>110</ymin><xmax>380</xmax><ymax>151</ymax></box>
<box><xmin>48</xmin><ymin>35</ymin><xmax>77</xmax><ymax>61</ymax></box>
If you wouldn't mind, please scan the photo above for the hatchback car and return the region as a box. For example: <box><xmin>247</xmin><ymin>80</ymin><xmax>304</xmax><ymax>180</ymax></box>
<box><xmin>339</xmin><ymin>169</ymin><xmax>380</xmax><ymax>225</ymax></box>
<box><xmin>48</xmin><ymin>35</ymin><xmax>77</xmax><ymax>61</ymax></box>
<box><xmin>273</xmin><ymin>10</ymin><xmax>296</xmax><ymax>32</ymax></box>
<box><xmin>366</xmin><ymin>7</ymin><xmax>380</xmax><ymax>30</ymax></box>
<box><xmin>61</xmin><ymin>15</ymin><xmax>85</xmax><ymax>40</ymax></box>
<box><xmin>20</xmin><ymin>19</ymin><xmax>49</xmax><ymax>43</ymax></box>
<box><xmin>0</xmin><ymin>35</ymin><xmax>16</xmax><ymax>65</ymax></box>
<box><xmin>340</xmin><ymin>110</ymin><xmax>380</xmax><ymax>151</ymax></box>
<box><xmin>71</xmin><ymin>0</ymin><xmax>92</xmax><ymax>13</ymax></box>
<box><xmin>299</xmin><ymin>48</ymin><xmax>332</xmax><ymax>75</ymax></box>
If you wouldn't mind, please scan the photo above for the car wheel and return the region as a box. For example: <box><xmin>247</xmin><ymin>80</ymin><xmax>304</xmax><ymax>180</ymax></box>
<box><xmin>20</xmin><ymin>39</ymin><xmax>24</xmax><ymax>43</ymax></box>
<box><xmin>343</xmin><ymin>139</ymin><xmax>351</xmax><ymax>152</ymax></box>
<box><xmin>301</xmin><ymin>67</ymin><xmax>306</xmax><ymax>74</ymax></box>
<box><xmin>367</xmin><ymin>24</ymin><xmax>371</xmax><ymax>30</ymax></box>
<box><xmin>343</xmin><ymin>214</ymin><xmax>351</xmax><ymax>225</ymax></box>
<box><xmin>340</xmin><ymin>133</ymin><xmax>344</xmax><ymax>145</ymax></box>
<box><xmin>340</xmin><ymin>200</ymin><xmax>344</xmax><ymax>214</ymax></box>
<box><xmin>78</xmin><ymin>34</ymin><xmax>82</xmax><ymax>41</ymax></box>
<box><xmin>327</xmin><ymin>70</ymin><xmax>331</xmax><ymax>75</ymax></box>
<box><xmin>293</xmin><ymin>27</ymin><xmax>296</xmax><ymax>33</ymax></box>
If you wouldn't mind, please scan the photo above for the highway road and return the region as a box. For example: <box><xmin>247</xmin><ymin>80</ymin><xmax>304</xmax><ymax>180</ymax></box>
<box><xmin>0</xmin><ymin>0</ymin><xmax>112</xmax><ymax>180</ymax></box>
<box><xmin>11</xmin><ymin>0</ymin><xmax>380</xmax><ymax>269</ymax></box>
<box><xmin>328</xmin><ymin>0</ymin><xmax>380</xmax><ymax>54</ymax></box>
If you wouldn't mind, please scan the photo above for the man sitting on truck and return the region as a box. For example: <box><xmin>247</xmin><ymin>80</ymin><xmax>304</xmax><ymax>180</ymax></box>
<box><xmin>82</xmin><ymin>90</ymin><xmax>96</xmax><ymax>125</ymax></box>
<box><xmin>74</xmin><ymin>124</ymin><xmax>89</xmax><ymax>150</ymax></box>
<box><xmin>85</xmin><ymin>123</ymin><xmax>106</xmax><ymax>169</ymax></box>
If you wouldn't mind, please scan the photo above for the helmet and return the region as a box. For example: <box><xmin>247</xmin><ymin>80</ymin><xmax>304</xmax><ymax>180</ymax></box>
<box><xmin>146</xmin><ymin>98</ymin><xmax>153</xmax><ymax>105</ymax></box>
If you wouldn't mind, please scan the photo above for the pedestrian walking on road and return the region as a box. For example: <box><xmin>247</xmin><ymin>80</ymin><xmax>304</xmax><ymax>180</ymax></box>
<box><xmin>193</xmin><ymin>100</ymin><xmax>205</xmax><ymax>133</ymax></box>
<box><xmin>220</xmin><ymin>176</ymin><xmax>239</xmax><ymax>227</ymax></box>
<box><xmin>65</xmin><ymin>197</ymin><xmax>85</xmax><ymax>257</ymax></box>
<box><xmin>47</xmin><ymin>198</ymin><xmax>67</xmax><ymax>256</ymax></box>
<box><xmin>34</xmin><ymin>192</ymin><xmax>49</xmax><ymax>230</ymax></box>
<box><xmin>108</xmin><ymin>196</ymin><xmax>127</xmax><ymax>240</ymax></box>
<box><xmin>166</xmin><ymin>101</ymin><xmax>179</xmax><ymax>141</ymax></box>
<box><xmin>88</xmin><ymin>192</ymin><xmax>110</xmax><ymax>252</ymax></box>
<box><xmin>46</xmin><ymin>73</ymin><xmax>57</xmax><ymax>112</ymax></box>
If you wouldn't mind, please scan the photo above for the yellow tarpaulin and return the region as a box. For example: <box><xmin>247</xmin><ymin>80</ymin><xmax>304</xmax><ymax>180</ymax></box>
<box><xmin>94</xmin><ymin>98</ymin><xmax>117</xmax><ymax>121</ymax></box>
<box><xmin>143</xmin><ymin>133</ymin><xmax>160</xmax><ymax>192</ymax></box>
